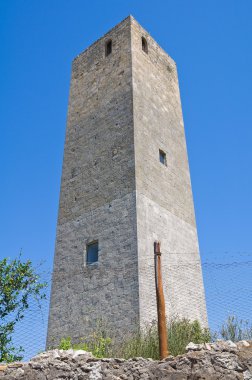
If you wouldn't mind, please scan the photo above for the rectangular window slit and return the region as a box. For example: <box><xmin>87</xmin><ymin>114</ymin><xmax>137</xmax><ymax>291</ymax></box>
<box><xmin>105</xmin><ymin>40</ymin><xmax>112</xmax><ymax>56</ymax></box>
<box><xmin>86</xmin><ymin>241</ymin><xmax>98</xmax><ymax>265</ymax></box>
<box><xmin>159</xmin><ymin>149</ymin><xmax>167</xmax><ymax>166</ymax></box>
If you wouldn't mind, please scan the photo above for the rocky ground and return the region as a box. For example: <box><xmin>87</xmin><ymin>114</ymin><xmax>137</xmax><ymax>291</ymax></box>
<box><xmin>0</xmin><ymin>340</ymin><xmax>252</xmax><ymax>379</ymax></box>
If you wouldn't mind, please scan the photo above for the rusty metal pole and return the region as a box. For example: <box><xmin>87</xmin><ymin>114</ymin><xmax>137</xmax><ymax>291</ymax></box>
<box><xmin>154</xmin><ymin>241</ymin><xmax>169</xmax><ymax>359</ymax></box>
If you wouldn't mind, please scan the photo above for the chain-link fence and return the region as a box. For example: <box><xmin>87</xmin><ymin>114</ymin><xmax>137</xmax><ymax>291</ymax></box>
<box><xmin>10</xmin><ymin>253</ymin><xmax>252</xmax><ymax>361</ymax></box>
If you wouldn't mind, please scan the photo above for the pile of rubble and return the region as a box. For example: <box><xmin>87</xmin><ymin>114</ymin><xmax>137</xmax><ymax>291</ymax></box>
<box><xmin>0</xmin><ymin>340</ymin><xmax>251</xmax><ymax>379</ymax></box>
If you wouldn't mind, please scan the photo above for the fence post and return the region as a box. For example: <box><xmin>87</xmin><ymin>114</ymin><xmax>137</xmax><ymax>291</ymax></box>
<box><xmin>154</xmin><ymin>241</ymin><xmax>169</xmax><ymax>359</ymax></box>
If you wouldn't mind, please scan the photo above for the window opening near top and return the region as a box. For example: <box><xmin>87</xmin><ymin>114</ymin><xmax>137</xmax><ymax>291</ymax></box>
<box><xmin>105</xmin><ymin>40</ymin><xmax>112</xmax><ymax>56</ymax></box>
<box><xmin>159</xmin><ymin>149</ymin><xmax>167</xmax><ymax>166</ymax></box>
<box><xmin>87</xmin><ymin>241</ymin><xmax>98</xmax><ymax>264</ymax></box>
<box><xmin>142</xmin><ymin>37</ymin><xmax>148</xmax><ymax>54</ymax></box>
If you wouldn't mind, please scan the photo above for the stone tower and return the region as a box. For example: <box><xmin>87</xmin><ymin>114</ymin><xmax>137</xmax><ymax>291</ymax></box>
<box><xmin>47</xmin><ymin>16</ymin><xmax>207</xmax><ymax>346</ymax></box>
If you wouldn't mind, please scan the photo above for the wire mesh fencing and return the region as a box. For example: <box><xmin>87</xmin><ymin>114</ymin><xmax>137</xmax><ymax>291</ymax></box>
<box><xmin>203</xmin><ymin>254</ymin><xmax>252</xmax><ymax>334</ymax></box>
<box><xmin>8</xmin><ymin>252</ymin><xmax>252</xmax><ymax>361</ymax></box>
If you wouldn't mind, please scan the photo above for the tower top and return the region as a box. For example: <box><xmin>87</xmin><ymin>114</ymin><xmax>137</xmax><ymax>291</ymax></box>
<box><xmin>73</xmin><ymin>15</ymin><xmax>175</xmax><ymax>65</ymax></box>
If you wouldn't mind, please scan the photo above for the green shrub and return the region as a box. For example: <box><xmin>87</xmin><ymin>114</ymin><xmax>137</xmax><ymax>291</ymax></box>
<box><xmin>58</xmin><ymin>316</ymin><xmax>252</xmax><ymax>360</ymax></box>
<box><xmin>58</xmin><ymin>337</ymin><xmax>73</xmax><ymax>350</ymax></box>
<box><xmin>114</xmin><ymin>318</ymin><xmax>211</xmax><ymax>359</ymax></box>
<box><xmin>168</xmin><ymin>318</ymin><xmax>211</xmax><ymax>357</ymax></box>
<box><xmin>116</xmin><ymin>321</ymin><xmax>159</xmax><ymax>360</ymax></box>
<box><xmin>58</xmin><ymin>331</ymin><xmax>112</xmax><ymax>358</ymax></box>
<box><xmin>219</xmin><ymin>315</ymin><xmax>252</xmax><ymax>342</ymax></box>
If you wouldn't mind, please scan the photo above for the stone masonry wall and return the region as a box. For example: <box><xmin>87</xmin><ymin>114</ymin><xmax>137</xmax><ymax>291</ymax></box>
<box><xmin>47</xmin><ymin>16</ymin><xmax>208</xmax><ymax>348</ymax></box>
<box><xmin>47</xmin><ymin>17</ymin><xmax>140</xmax><ymax>347</ymax></box>
<box><xmin>130</xmin><ymin>18</ymin><xmax>208</xmax><ymax>326</ymax></box>
<box><xmin>1</xmin><ymin>341</ymin><xmax>252</xmax><ymax>379</ymax></box>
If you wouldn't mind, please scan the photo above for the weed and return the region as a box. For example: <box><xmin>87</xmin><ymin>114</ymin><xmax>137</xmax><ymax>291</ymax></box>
<box><xmin>113</xmin><ymin>318</ymin><xmax>211</xmax><ymax>359</ymax></box>
<box><xmin>219</xmin><ymin>315</ymin><xmax>252</xmax><ymax>341</ymax></box>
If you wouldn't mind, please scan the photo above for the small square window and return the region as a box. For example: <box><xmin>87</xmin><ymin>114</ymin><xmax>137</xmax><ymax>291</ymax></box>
<box><xmin>86</xmin><ymin>241</ymin><xmax>98</xmax><ymax>265</ymax></box>
<box><xmin>159</xmin><ymin>149</ymin><xmax>167</xmax><ymax>166</ymax></box>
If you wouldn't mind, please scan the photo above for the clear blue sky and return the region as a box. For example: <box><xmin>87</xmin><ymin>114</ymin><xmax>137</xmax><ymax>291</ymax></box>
<box><xmin>1</xmin><ymin>0</ymin><xmax>252</xmax><ymax>267</ymax></box>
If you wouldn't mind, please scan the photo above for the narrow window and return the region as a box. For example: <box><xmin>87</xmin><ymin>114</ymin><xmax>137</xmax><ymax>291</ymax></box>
<box><xmin>142</xmin><ymin>37</ymin><xmax>148</xmax><ymax>54</ymax></box>
<box><xmin>105</xmin><ymin>40</ymin><xmax>112</xmax><ymax>56</ymax></box>
<box><xmin>86</xmin><ymin>241</ymin><xmax>98</xmax><ymax>265</ymax></box>
<box><xmin>159</xmin><ymin>149</ymin><xmax>167</xmax><ymax>166</ymax></box>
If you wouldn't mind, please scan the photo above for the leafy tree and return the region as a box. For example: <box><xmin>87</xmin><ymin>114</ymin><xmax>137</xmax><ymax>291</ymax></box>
<box><xmin>0</xmin><ymin>256</ymin><xmax>47</xmax><ymax>362</ymax></box>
